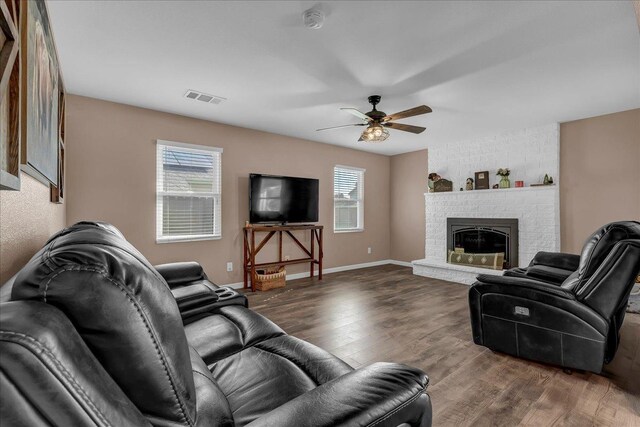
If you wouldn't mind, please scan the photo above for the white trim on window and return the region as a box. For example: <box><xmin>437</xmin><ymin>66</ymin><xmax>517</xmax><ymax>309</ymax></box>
<box><xmin>156</xmin><ymin>139</ymin><xmax>223</xmax><ymax>153</ymax></box>
<box><xmin>156</xmin><ymin>140</ymin><xmax>222</xmax><ymax>243</ymax></box>
<box><xmin>335</xmin><ymin>164</ymin><xmax>366</xmax><ymax>173</ymax></box>
<box><xmin>333</xmin><ymin>165</ymin><xmax>365</xmax><ymax>233</ymax></box>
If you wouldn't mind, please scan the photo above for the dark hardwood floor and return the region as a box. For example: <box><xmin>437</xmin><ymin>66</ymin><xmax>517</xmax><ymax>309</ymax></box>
<box><xmin>245</xmin><ymin>265</ymin><xmax>640</xmax><ymax>427</ymax></box>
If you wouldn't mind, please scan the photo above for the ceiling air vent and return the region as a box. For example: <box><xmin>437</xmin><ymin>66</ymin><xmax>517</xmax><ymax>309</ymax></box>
<box><xmin>184</xmin><ymin>90</ymin><xmax>226</xmax><ymax>105</ymax></box>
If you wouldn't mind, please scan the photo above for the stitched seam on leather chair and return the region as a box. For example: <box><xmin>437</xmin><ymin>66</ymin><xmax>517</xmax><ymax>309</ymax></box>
<box><xmin>42</xmin><ymin>240</ymin><xmax>59</xmax><ymax>272</ymax></box>
<box><xmin>482</xmin><ymin>291</ymin><xmax>607</xmax><ymax>335</ymax></box>
<box><xmin>42</xmin><ymin>266</ymin><xmax>194</xmax><ymax>427</ymax></box>
<box><xmin>41</xmin><ymin>265</ymin><xmax>95</xmax><ymax>303</ymax></box>
<box><xmin>366</xmin><ymin>387</ymin><xmax>426</xmax><ymax>427</ymax></box>
<box><xmin>0</xmin><ymin>331</ymin><xmax>112</xmax><ymax>427</ymax></box>
<box><xmin>481</xmin><ymin>314</ymin><xmax>606</xmax><ymax>342</ymax></box>
<box><xmin>43</xmin><ymin>236</ymin><xmax>169</xmax><ymax>289</ymax></box>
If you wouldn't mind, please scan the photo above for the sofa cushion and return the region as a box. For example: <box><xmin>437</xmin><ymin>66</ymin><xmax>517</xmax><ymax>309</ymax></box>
<box><xmin>212</xmin><ymin>345</ymin><xmax>317</xmax><ymax>425</ymax></box>
<box><xmin>526</xmin><ymin>265</ymin><xmax>574</xmax><ymax>284</ymax></box>
<box><xmin>185</xmin><ymin>305</ymin><xmax>286</xmax><ymax>365</ymax></box>
<box><xmin>185</xmin><ymin>305</ymin><xmax>353</xmax><ymax>425</ymax></box>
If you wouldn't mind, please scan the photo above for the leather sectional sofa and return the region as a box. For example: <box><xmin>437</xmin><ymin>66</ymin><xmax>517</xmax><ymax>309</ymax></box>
<box><xmin>0</xmin><ymin>222</ymin><xmax>432</xmax><ymax>426</ymax></box>
<box><xmin>469</xmin><ymin>221</ymin><xmax>640</xmax><ymax>373</ymax></box>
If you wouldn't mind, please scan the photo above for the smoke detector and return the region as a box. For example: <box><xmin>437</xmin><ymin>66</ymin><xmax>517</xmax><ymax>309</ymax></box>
<box><xmin>184</xmin><ymin>89</ymin><xmax>226</xmax><ymax>105</ymax></box>
<box><xmin>303</xmin><ymin>8</ymin><xmax>325</xmax><ymax>29</ymax></box>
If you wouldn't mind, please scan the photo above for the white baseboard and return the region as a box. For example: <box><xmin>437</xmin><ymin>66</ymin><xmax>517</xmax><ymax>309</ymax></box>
<box><xmin>388</xmin><ymin>260</ymin><xmax>412</xmax><ymax>267</ymax></box>
<box><xmin>222</xmin><ymin>259</ymin><xmax>411</xmax><ymax>289</ymax></box>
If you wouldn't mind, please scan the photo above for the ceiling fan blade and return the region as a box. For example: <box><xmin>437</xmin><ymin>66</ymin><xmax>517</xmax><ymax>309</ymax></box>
<box><xmin>383</xmin><ymin>105</ymin><xmax>432</xmax><ymax>122</ymax></box>
<box><xmin>383</xmin><ymin>122</ymin><xmax>426</xmax><ymax>134</ymax></box>
<box><xmin>340</xmin><ymin>108</ymin><xmax>372</xmax><ymax>122</ymax></box>
<box><xmin>316</xmin><ymin>123</ymin><xmax>367</xmax><ymax>132</ymax></box>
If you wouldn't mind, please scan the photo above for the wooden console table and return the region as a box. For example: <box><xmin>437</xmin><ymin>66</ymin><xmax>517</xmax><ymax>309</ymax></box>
<box><xmin>243</xmin><ymin>224</ymin><xmax>323</xmax><ymax>291</ymax></box>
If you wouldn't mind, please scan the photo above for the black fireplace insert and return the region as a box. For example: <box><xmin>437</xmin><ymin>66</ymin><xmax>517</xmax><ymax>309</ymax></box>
<box><xmin>447</xmin><ymin>218</ymin><xmax>519</xmax><ymax>269</ymax></box>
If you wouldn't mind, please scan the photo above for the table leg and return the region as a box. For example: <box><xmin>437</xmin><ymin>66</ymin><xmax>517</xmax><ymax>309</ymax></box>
<box><xmin>319</xmin><ymin>228</ymin><xmax>323</xmax><ymax>280</ymax></box>
<box><xmin>250</xmin><ymin>230</ymin><xmax>256</xmax><ymax>292</ymax></box>
<box><xmin>310</xmin><ymin>229</ymin><xmax>315</xmax><ymax>278</ymax></box>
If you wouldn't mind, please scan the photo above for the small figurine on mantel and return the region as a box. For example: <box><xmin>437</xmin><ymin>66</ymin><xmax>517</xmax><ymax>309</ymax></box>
<box><xmin>428</xmin><ymin>173</ymin><xmax>441</xmax><ymax>193</ymax></box>
<box><xmin>492</xmin><ymin>184</ymin><xmax>500</xmax><ymax>189</ymax></box>
<box><xmin>466</xmin><ymin>177</ymin><xmax>474</xmax><ymax>191</ymax></box>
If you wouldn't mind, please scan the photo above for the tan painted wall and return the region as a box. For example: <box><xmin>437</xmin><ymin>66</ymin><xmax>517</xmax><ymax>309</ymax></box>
<box><xmin>560</xmin><ymin>108</ymin><xmax>640</xmax><ymax>253</ymax></box>
<box><xmin>390</xmin><ymin>150</ymin><xmax>428</xmax><ymax>262</ymax></box>
<box><xmin>0</xmin><ymin>173</ymin><xmax>66</xmax><ymax>282</ymax></box>
<box><xmin>65</xmin><ymin>95</ymin><xmax>391</xmax><ymax>285</ymax></box>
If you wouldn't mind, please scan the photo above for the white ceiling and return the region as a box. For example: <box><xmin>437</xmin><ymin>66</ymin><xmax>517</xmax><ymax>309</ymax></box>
<box><xmin>48</xmin><ymin>1</ymin><xmax>639</xmax><ymax>156</ymax></box>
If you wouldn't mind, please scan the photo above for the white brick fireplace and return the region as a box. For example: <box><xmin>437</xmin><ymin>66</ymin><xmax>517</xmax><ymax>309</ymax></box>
<box><xmin>412</xmin><ymin>124</ymin><xmax>561</xmax><ymax>285</ymax></box>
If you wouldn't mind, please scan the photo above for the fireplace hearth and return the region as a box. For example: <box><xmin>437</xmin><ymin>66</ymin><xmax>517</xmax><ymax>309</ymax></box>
<box><xmin>447</xmin><ymin>218</ymin><xmax>518</xmax><ymax>269</ymax></box>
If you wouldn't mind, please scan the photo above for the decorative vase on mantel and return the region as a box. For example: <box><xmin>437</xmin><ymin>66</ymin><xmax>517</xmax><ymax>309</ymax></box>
<box><xmin>496</xmin><ymin>168</ymin><xmax>511</xmax><ymax>188</ymax></box>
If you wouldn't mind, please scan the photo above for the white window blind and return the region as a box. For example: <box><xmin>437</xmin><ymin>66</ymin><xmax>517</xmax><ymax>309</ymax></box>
<box><xmin>156</xmin><ymin>140</ymin><xmax>222</xmax><ymax>242</ymax></box>
<box><xmin>334</xmin><ymin>165</ymin><xmax>365</xmax><ymax>232</ymax></box>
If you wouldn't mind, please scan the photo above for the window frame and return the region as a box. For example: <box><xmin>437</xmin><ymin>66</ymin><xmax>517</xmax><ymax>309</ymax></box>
<box><xmin>333</xmin><ymin>165</ymin><xmax>365</xmax><ymax>233</ymax></box>
<box><xmin>156</xmin><ymin>140</ymin><xmax>223</xmax><ymax>243</ymax></box>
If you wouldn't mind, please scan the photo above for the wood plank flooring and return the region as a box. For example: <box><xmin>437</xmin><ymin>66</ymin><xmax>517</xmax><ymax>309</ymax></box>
<box><xmin>245</xmin><ymin>265</ymin><xmax>640</xmax><ymax>427</ymax></box>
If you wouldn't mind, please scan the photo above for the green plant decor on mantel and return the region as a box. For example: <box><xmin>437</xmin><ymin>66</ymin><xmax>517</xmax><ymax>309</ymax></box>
<box><xmin>497</xmin><ymin>168</ymin><xmax>511</xmax><ymax>188</ymax></box>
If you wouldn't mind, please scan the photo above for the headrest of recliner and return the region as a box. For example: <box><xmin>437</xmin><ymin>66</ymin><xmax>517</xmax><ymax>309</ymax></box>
<box><xmin>11</xmin><ymin>222</ymin><xmax>197</xmax><ymax>426</ymax></box>
<box><xmin>44</xmin><ymin>221</ymin><xmax>125</xmax><ymax>244</ymax></box>
<box><xmin>576</xmin><ymin>221</ymin><xmax>640</xmax><ymax>289</ymax></box>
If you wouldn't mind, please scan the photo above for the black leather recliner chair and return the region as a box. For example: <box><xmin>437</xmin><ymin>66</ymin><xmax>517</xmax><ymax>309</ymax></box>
<box><xmin>0</xmin><ymin>222</ymin><xmax>432</xmax><ymax>426</ymax></box>
<box><xmin>469</xmin><ymin>221</ymin><xmax>640</xmax><ymax>373</ymax></box>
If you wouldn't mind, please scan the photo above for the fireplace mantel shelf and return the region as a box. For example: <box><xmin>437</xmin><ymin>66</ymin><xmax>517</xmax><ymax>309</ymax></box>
<box><xmin>425</xmin><ymin>185</ymin><xmax>556</xmax><ymax>197</ymax></box>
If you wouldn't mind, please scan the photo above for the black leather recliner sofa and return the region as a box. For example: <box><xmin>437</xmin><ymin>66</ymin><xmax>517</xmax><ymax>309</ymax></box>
<box><xmin>0</xmin><ymin>222</ymin><xmax>432</xmax><ymax>426</ymax></box>
<box><xmin>469</xmin><ymin>221</ymin><xmax>640</xmax><ymax>373</ymax></box>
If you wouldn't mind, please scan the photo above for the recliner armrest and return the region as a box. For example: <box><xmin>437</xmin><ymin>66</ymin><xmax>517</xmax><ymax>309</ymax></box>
<box><xmin>475</xmin><ymin>274</ymin><xmax>576</xmax><ymax>299</ymax></box>
<box><xmin>530</xmin><ymin>251</ymin><xmax>580</xmax><ymax>272</ymax></box>
<box><xmin>154</xmin><ymin>262</ymin><xmax>206</xmax><ymax>288</ymax></box>
<box><xmin>248</xmin><ymin>362</ymin><xmax>431</xmax><ymax>427</ymax></box>
<box><xmin>171</xmin><ymin>284</ymin><xmax>219</xmax><ymax>312</ymax></box>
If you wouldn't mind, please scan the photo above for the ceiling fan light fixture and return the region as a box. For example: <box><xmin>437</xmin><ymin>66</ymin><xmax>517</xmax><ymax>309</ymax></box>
<box><xmin>361</xmin><ymin>124</ymin><xmax>389</xmax><ymax>142</ymax></box>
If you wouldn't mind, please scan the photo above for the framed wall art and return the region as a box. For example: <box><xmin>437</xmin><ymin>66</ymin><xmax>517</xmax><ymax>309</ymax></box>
<box><xmin>20</xmin><ymin>0</ymin><xmax>60</xmax><ymax>186</ymax></box>
<box><xmin>0</xmin><ymin>0</ymin><xmax>21</xmax><ymax>190</ymax></box>
<box><xmin>49</xmin><ymin>77</ymin><xmax>64</xmax><ymax>203</ymax></box>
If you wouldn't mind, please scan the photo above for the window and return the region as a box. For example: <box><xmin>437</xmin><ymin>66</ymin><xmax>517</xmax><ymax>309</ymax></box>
<box><xmin>156</xmin><ymin>140</ymin><xmax>222</xmax><ymax>242</ymax></box>
<box><xmin>334</xmin><ymin>165</ymin><xmax>365</xmax><ymax>232</ymax></box>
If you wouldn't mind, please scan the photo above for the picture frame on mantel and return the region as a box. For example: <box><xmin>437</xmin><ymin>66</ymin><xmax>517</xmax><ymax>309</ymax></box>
<box><xmin>19</xmin><ymin>0</ymin><xmax>60</xmax><ymax>187</ymax></box>
<box><xmin>0</xmin><ymin>0</ymin><xmax>21</xmax><ymax>191</ymax></box>
<box><xmin>474</xmin><ymin>171</ymin><xmax>489</xmax><ymax>190</ymax></box>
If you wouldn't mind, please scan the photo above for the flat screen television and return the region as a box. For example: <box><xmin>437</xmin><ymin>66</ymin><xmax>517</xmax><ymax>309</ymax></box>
<box><xmin>249</xmin><ymin>174</ymin><xmax>319</xmax><ymax>224</ymax></box>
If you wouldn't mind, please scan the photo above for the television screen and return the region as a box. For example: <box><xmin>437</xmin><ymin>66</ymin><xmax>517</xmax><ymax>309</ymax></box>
<box><xmin>249</xmin><ymin>174</ymin><xmax>319</xmax><ymax>224</ymax></box>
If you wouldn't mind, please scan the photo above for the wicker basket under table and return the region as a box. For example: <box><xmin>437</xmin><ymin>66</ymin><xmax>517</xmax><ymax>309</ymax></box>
<box><xmin>254</xmin><ymin>267</ymin><xmax>286</xmax><ymax>291</ymax></box>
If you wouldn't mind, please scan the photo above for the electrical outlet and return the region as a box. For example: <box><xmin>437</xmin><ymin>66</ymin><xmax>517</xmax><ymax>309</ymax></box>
<box><xmin>284</xmin><ymin>255</ymin><xmax>290</xmax><ymax>261</ymax></box>
<box><xmin>226</xmin><ymin>262</ymin><xmax>233</xmax><ymax>272</ymax></box>
<box><xmin>367</xmin><ymin>247</ymin><xmax>372</xmax><ymax>254</ymax></box>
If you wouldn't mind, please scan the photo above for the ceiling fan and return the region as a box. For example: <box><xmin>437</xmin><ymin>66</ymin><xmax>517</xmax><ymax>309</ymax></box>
<box><xmin>317</xmin><ymin>95</ymin><xmax>432</xmax><ymax>142</ymax></box>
